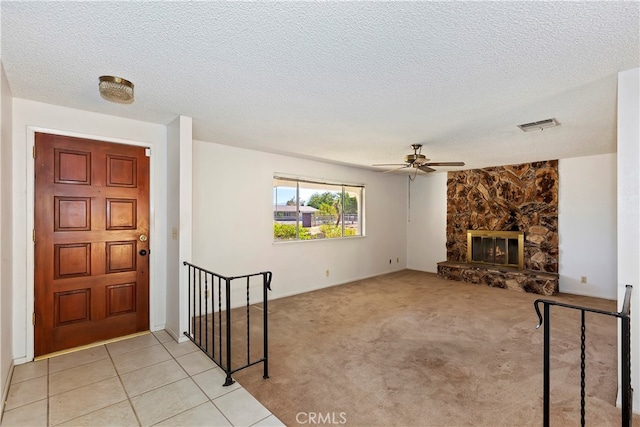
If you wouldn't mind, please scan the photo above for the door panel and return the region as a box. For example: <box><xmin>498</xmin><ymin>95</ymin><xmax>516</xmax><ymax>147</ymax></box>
<box><xmin>34</xmin><ymin>133</ymin><xmax>150</xmax><ymax>356</ymax></box>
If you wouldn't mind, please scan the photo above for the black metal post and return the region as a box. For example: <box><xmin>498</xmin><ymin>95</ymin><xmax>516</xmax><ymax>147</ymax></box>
<box><xmin>197</xmin><ymin>269</ymin><xmax>202</xmax><ymax>347</ymax></box>
<box><xmin>543</xmin><ymin>302</ymin><xmax>550</xmax><ymax>427</ymax></box>
<box><xmin>204</xmin><ymin>272</ymin><xmax>209</xmax><ymax>355</ymax></box>
<box><xmin>218</xmin><ymin>277</ymin><xmax>222</xmax><ymax>365</ymax></box>
<box><xmin>186</xmin><ymin>264</ymin><xmax>192</xmax><ymax>336</ymax></box>
<box><xmin>263</xmin><ymin>272</ymin><xmax>270</xmax><ymax>379</ymax></box>
<box><xmin>246</xmin><ymin>277</ymin><xmax>251</xmax><ymax>365</ymax></box>
<box><xmin>622</xmin><ymin>313</ymin><xmax>631</xmax><ymax>427</ymax></box>
<box><xmin>191</xmin><ymin>265</ymin><xmax>196</xmax><ymax>335</ymax></box>
<box><xmin>224</xmin><ymin>278</ymin><xmax>235</xmax><ymax>386</ymax></box>
<box><xmin>580</xmin><ymin>310</ymin><xmax>586</xmax><ymax>427</ymax></box>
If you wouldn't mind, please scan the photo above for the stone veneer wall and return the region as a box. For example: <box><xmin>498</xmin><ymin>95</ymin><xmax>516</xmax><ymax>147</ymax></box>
<box><xmin>446</xmin><ymin>160</ymin><xmax>559</xmax><ymax>273</ymax></box>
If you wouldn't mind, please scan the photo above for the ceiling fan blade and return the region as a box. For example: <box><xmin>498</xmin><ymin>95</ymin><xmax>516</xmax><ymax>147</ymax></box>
<box><xmin>382</xmin><ymin>165</ymin><xmax>410</xmax><ymax>174</ymax></box>
<box><xmin>418</xmin><ymin>165</ymin><xmax>436</xmax><ymax>173</ymax></box>
<box><xmin>372</xmin><ymin>163</ymin><xmax>408</xmax><ymax>166</ymax></box>
<box><xmin>424</xmin><ymin>162</ymin><xmax>466</xmax><ymax>167</ymax></box>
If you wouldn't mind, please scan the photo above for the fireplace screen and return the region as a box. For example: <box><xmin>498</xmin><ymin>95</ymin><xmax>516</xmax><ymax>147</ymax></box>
<box><xmin>467</xmin><ymin>230</ymin><xmax>524</xmax><ymax>269</ymax></box>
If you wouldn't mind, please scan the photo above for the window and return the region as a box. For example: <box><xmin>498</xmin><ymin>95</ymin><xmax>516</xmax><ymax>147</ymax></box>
<box><xmin>273</xmin><ymin>176</ymin><xmax>364</xmax><ymax>241</ymax></box>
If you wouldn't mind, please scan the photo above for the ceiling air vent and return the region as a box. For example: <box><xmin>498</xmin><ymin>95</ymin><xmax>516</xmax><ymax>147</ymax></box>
<box><xmin>517</xmin><ymin>118</ymin><xmax>560</xmax><ymax>132</ymax></box>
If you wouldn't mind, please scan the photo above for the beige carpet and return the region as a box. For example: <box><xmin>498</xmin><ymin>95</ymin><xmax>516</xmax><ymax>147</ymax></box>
<box><xmin>233</xmin><ymin>270</ymin><xmax>634</xmax><ymax>426</ymax></box>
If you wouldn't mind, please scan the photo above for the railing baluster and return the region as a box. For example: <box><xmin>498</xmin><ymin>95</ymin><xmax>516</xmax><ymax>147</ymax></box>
<box><xmin>191</xmin><ymin>266</ymin><xmax>195</xmax><ymax>335</ymax></box>
<box><xmin>198</xmin><ymin>269</ymin><xmax>202</xmax><ymax>346</ymax></box>
<box><xmin>187</xmin><ymin>265</ymin><xmax>192</xmax><ymax>336</ymax></box>
<box><xmin>218</xmin><ymin>276</ymin><xmax>222</xmax><ymax>365</ymax></box>
<box><xmin>247</xmin><ymin>276</ymin><xmax>251</xmax><ymax>366</ymax></box>
<box><xmin>204</xmin><ymin>272</ymin><xmax>209</xmax><ymax>356</ymax></box>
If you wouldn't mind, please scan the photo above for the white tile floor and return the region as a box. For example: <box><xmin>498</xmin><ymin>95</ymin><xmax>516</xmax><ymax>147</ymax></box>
<box><xmin>0</xmin><ymin>331</ymin><xmax>284</xmax><ymax>427</ymax></box>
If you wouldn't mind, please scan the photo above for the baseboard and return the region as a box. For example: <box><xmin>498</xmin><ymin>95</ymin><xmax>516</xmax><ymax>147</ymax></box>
<box><xmin>164</xmin><ymin>324</ymin><xmax>189</xmax><ymax>343</ymax></box>
<box><xmin>270</xmin><ymin>268</ymin><xmax>408</xmax><ymax>301</ymax></box>
<box><xmin>150</xmin><ymin>324</ymin><xmax>166</xmax><ymax>333</ymax></box>
<box><xmin>0</xmin><ymin>360</ymin><xmax>15</xmax><ymax>421</ymax></box>
<box><xmin>558</xmin><ymin>286</ymin><xmax>617</xmax><ymax>301</ymax></box>
<box><xmin>405</xmin><ymin>266</ymin><xmax>438</xmax><ymax>274</ymax></box>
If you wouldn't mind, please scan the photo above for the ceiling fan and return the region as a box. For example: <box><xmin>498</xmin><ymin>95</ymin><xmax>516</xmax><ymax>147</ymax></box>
<box><xmin>373</xmin><ymin>144</ymin><xmax>465</xmax><ymax>174</ymax></box>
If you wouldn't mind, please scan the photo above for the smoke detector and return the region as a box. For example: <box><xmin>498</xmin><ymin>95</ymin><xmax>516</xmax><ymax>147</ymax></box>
<box><xmin>517</xmin><ymin>118</ymin><xmax>560</xmax><ymax>132</ymax></box>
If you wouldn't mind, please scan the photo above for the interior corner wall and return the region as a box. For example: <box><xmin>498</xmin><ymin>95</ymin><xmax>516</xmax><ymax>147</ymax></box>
<box><xmin>11</xmin><ymin>99</ymin><xmax>168</xmax><ymax>362</ymax></box>
<box><xmin>164</xmin><ymin>116</ymin><xmax>192</xmax><ymax>342</ymax></box>
<box><xmin>165</xmin><ymin>118</ymin><xmax>180</xmax><ymax>339</ymax></box>
<box><xmin>191</xmin><ymin>140</ymin><xmax>407</xmax><ymax>301</ymax></box>
<box><xmin>616</xmin><ymin>67</ymin><xmax>640</xmax><ymax>411</ymax></box>
<box><xmin>406</xmin><ymin>173</ymin><xmax>447</xmax><ymax>272</ymax></box>
<box><xmin>0</xmin><ymin>63</ymin><xmax>14</xmax><ymax>414</ymax></box>
<box><xmin>558</xmin><ymin>153</ymin><xmax>617</xmax><ymax>299</ymax></box>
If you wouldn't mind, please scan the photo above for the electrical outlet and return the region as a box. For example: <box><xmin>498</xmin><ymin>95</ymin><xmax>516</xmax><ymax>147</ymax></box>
<box><xmin>581</xmin><ymin>276</ymin><xmax>587</xmax><ymax>284</ymax></box>
<box><xmin>326</xmin><ymin>269</ymin><xmax>330</xmax><ymax>277</ymax></box>
<box><xmin>397</xmin><ymin>258</ymin><xmax>399</xmax><ymax>263</ymax></box>
<box><xmin>172</xmin><ymin>227</ymin><xmax>178</xmax><ymax>240</ymax></box>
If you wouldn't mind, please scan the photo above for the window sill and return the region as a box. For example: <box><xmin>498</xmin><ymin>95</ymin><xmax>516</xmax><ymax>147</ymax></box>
<box><xmin>273</xmin><ymin>235</ymin><xmax>366</xmax><ymax>245</ymax></box>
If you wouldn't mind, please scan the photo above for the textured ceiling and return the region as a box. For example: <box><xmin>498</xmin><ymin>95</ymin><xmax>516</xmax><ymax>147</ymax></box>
<box><xmin>1</xmin><ymin>2</ymin><xmax>638</xmax><ymax>172</ymax></box>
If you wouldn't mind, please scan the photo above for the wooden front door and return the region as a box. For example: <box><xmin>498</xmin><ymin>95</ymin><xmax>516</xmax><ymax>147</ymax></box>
<box><xmin>34</xmin><ymin>133</ymin><xmax>150</xmax><ymax>356</ymax></box>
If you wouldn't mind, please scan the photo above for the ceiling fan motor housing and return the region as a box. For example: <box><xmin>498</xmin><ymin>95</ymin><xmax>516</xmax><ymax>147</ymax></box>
<box><xmin>404</xmin><ymin>153</ymin><xmax>427</xmax><ymax>165</ymax></box>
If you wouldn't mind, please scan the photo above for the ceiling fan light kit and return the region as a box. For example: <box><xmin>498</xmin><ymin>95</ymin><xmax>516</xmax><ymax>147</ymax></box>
<box><xmin>517</xmin><ymin>118</ymin><xmax>560</xmax><ymax>132</ymax></box>
<box><xmin>98</xmin><ymin>75</ymin><xmax>135</xmax><ymax>104</ymax></box>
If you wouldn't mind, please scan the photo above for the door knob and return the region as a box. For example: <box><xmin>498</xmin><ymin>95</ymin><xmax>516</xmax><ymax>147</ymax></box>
<box><xmin>139</xmin><ymin>235</ymin><xmax>148</xmax><ymax>242</ymax></box>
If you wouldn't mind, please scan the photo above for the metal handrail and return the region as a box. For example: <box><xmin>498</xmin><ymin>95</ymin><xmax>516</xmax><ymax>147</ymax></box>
<box><xmin>534</xmin><ymin>285</ymin><xmax>632</xmax><ymax>427</ymax></box>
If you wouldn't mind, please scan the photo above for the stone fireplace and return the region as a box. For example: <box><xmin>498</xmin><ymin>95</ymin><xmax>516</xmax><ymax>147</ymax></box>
<box><xmin>437</xmin><ymin>160</ymin><xmax>559</xmax><ymax>296</ymax></box>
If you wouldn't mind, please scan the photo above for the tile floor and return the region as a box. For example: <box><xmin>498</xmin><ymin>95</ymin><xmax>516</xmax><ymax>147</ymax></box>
<box><xmin>0</xmin><ymin>331</ymin><xmax>284</xmax><ymax>426</ymax></box>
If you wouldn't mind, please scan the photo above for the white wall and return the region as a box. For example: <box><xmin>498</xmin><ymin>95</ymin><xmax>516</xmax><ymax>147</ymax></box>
<box><xmin>407</xmin><ymin>173</ymin><xmax>447</xmax><ymax>272</ymax></box>
<box><xmin>559</xmin><ymin>153</ymin><xmax>617</xmax><ymax>299</ymax></box>
<box><xmin>11</xmin><ymin>99</ymin><xmax>168</xmax><ymax>362</ymax></box>
<box><xmin>616</xmin><ymin>67</ymin><xmax>639</xmax><ymax>410</ymax></box>
<box><xmin>164</xmin><ymin>116</ymin><xmax>192</xmax><ymax>341</ymax></box>
<box><xmin>192</xmin><ymin>140</ymin><xmax>407</xmax><ymax>301</ymax></box>
<box><xmin>0</xmin><ymin>63</ymin><xmax>14</xmax><ymax>415</ymax></box>
<box><xmin>165</xmin><ymin>118</ymin><xmax>180</xmax><ymax>338</ymax></box>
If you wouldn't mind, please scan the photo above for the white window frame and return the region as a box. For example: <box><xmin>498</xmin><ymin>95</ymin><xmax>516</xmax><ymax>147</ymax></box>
<box><xmin>273</xmin><ymin>175</ymin><xmax>365</xmax><ymax>242</ymax></box>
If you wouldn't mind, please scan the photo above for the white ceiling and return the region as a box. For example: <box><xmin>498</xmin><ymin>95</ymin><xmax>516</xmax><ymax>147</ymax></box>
<box><xmin>1</xmin><ymin>2</ymin><xmax>638</xmax><ymax>172</ymax></box>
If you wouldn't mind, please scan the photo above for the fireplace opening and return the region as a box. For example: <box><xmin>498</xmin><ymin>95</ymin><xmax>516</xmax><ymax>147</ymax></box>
<box><xmin>467</xmin><ymin>230</ymin><xmax>524</xmax><ymax>269</ymax></box>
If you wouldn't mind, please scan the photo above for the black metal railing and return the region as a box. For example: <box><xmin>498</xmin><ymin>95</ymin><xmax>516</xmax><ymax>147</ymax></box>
<box><xmin>534</xmin><ymin>285</ymin><xmax>633</xmax><ymax>427</ymax></box>
<box><xmin>183</xmin><ymin>261</ymin><xmax>272</xmax><ymax>386</ymax></box>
